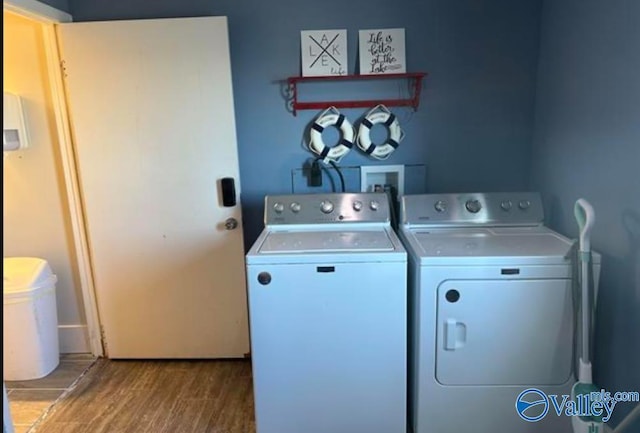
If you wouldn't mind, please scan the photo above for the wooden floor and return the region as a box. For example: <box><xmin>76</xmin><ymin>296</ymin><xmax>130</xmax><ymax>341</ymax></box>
<box><xmin>30</xmin><ymin>358</ymin><xmax>256</xmax><ymax>433</ymax></box>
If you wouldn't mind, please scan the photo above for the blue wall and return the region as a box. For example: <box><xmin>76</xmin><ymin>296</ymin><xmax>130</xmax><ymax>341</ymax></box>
<box><xmin>68</xmin><ymin>0</ymin><xmax>542</xmax><ymax>247</ymax></box>
<box><xmin>532</xmin><ymin>0</ymin><xmax>640</xmax><ymax>425</ymax></box>
<box><xmin>62</xmin><ymin>0</ymin><xmax>639</xmax><ymax>424</ymax></box>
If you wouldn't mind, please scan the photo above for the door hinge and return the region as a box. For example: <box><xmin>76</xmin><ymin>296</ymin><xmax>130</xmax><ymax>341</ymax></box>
<box><xmin>60</xmin><ymin>59</ymin><xmax>68</xmax><ymax>78</ymax></box>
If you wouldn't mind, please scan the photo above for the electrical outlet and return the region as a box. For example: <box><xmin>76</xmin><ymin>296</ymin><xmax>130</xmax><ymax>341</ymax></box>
<box><xmin>360</xmin><ymin>165</ymin><xmax>405</xmax><ymax>197</ymax></box>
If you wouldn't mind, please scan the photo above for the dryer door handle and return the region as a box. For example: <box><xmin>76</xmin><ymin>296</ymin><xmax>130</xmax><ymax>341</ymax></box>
<box><xmin>444</xmin><ymin>319</ymin><xmax>467</xmax><ymax>350</ymax></box>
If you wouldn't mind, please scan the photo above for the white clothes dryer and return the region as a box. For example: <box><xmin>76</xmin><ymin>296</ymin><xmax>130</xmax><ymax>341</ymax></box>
<box><xmin>400</xmin><ymin>192</ymin><xmax>600</xmax><ymax>433</ymax></box>
<box><xmin>246</xmin><ymin>192</ymin><xmax>407</xmax><ymax>433</ymax></box>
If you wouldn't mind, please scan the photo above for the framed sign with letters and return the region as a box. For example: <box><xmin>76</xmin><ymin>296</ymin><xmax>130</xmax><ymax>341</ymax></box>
<box><xmin>301</xmin><ymin>29</ymin><xmax>347</xmax><ymax>76</ymax></box>
<box><xmin>359</xmin><ymin>28</ymin><xmax>406</xmax><ymax>75</ymax></box>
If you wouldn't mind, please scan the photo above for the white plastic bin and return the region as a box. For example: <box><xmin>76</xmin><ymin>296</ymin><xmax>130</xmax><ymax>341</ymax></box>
<box><xmin>3</xmin><ymin>257</ymin><xmax>59</xmax><ymax>381</ymax></box>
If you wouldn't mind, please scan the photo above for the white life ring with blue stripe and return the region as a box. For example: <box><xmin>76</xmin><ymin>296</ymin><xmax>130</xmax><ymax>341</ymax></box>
<box><xmin>309</xmin><ymin>107</ymin><xmax>354</xmax><ymax>163</ymax></box>
<box><xmin>357</xmin><ymin>105</ymin><xmax>403</xmax><ymax>160</ymax></box>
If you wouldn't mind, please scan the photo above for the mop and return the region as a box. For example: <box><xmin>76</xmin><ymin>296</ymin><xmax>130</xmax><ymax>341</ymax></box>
<box><xmin>572</xmin><ymin>198</ymin><xmax>604</xmax><ymax>433</ymax></box>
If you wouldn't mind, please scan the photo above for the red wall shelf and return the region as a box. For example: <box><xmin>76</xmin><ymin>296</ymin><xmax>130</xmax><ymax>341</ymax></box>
<box><xmin>286</xmin><ymin>72</ymin><xmax>427</xmax><ymax>116</ymax></box>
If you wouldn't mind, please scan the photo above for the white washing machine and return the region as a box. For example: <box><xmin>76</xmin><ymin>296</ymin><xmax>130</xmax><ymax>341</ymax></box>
<box><xmin>400</xmin><ymin>192</ymin><xmax>600</xmax><ymax>433</ymax></box>
<box><xmin>246</xmin><ymin>192</ymin><xmax>407</xmax><ymax>433</ymax></box>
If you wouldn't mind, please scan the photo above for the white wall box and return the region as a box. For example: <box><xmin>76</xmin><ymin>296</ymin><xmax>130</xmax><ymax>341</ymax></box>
<box><xmin>361</xmin><ymin>164</ymin><xmax>405</xmax><ymax>197</ymax></box>
<box><xmin>3</xmin><ymin>92</ymin><xmax>29</xmax><ymax>151</ymax></box>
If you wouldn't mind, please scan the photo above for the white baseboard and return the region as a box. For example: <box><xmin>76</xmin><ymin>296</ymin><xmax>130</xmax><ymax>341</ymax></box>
<box><xmin>58</xmin><ymin>325</ymin><xmax>90</xmax><ymax>353</ymax></box>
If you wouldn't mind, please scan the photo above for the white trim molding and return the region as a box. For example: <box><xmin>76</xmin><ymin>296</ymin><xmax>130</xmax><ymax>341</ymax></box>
<box><xmin>41</xmin><ymin>22</ymin><xmax>104</xmax><ymax>357</ymax></box>
<box><xmin>3</xmin><ymin>0</ymin><xmax>72</xmax><ymax>22</ymax></box>
<box><xmin>58</xmin><ymin>325</ymin><xmax>90</xmax><ymax>353</ymax></box>
<box><xmin>5</xmin><ymin>0</ymin><xmax>104</xmax><ymax>357</ymax></box>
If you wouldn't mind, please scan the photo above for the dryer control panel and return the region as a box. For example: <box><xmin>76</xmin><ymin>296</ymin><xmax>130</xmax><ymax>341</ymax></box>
<box><xmin>265</xmin><ymin>193</ymin><xmax>391</xmax><ymax>225</ymax></box>
<box><xmin>401</xmin><ymin>192</ymin><xmax>544</xmax><ymax>227</ymax></box>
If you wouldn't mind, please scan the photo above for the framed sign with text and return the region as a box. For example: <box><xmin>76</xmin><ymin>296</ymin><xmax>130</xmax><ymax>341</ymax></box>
<box><xmin>358</xmin><ymin>28</ymin><xmax>406</xmax><ymax>75</ymax></box>
<box><xmin>301</xmin><ymin>29</ymin><xmax>347</xmax><ymax>77</ymax></box>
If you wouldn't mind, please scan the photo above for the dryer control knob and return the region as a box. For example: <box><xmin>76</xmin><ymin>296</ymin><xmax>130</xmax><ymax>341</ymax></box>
<box><xmin>434</xmin><ymin>200</ymin><xmax>447</xmax><ymax>213</ymax></box>
<box><xmin>290</xmin><ymin>202</ymin><xmax>301</xmax><ymax>213</ymax></box>
<box><xmin>320</xmin><ymin>200</ymin><xmax>334</xmax><ymax>214</ymax></box>
<box><xmin>273</xmin><ymin>202</ymin><xmax>284</xmax><ymax>213</ymax></box>
<box><xmin>518</xmin><ymin>200</ymin><xmax>531</xmax><ymax>210</ymax></box>
<box><xmin>501</xmin><ymin>200</ymin><xmax>513</xmax><ymax>211</ymax></box>
<box><xmin>370</xmin><ymin>200</ymin><xmax>380</xmax><ymax>211</ymax></box>
<box><xmin>465</xmin><ymin>199</ymin><xmax>482</xmax><ymax>213</ymax></box>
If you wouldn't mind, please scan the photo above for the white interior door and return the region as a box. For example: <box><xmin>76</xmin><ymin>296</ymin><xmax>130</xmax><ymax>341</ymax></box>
<box><xmin>57</xmin><ymin>16</ymin><xmax>249</xmax><ymax>358</ymax></box>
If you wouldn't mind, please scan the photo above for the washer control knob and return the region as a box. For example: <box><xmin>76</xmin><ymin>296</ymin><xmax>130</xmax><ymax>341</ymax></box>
<box><xmin>369</xmin><ymin>200</ymin><xmax>380</xmax><ymax>211</ymax></box>
<box><xmin>273</xmin><ymin>202</ymin><xmax>284</xmax><ymax>213</ymax></box>
<box><xmin>353</xmin><ymin>200</ymin><xmax>363</xmax><ymax>211</ymax></box>
<box><xmin>518</xmin><ymin>200</ymin><xmax>531</xmax><ymax>210</ymax></box>
<box><xmin>434</xmin><ymin>200</ymin><xmax>447</xmax><ymax>213</ymax></box>
<box><xmin>465</xmin><ymin>199</ymin><xmax>482</xmax><ymax>214</ymax></box>
<box><xmin>320</xmin><ymin>200</ymin><xmax>334</xmax><ymax>214</ymax></box>
<box><xmin>290</xmin><ymin>202</ymin><xmax>301</xmax><ymax>213</ymax></box>
<box><xmin>501</xmin><ymin>200</ymin><xmax>513</xmax><ymax>211</ymax></box>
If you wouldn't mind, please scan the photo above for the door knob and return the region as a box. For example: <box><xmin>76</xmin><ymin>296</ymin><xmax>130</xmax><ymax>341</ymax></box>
<box><xmin>224</xmin><ymin>217</ymin><xmax>238</xmax><ymax>230</ymax></box>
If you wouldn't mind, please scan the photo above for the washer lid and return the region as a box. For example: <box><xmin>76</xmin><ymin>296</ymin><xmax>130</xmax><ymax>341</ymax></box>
<box><xmin>3</xmin><ymin>257</ymin><xmax>56</xmax><ymax>293</ymax></box>
<box><xmin>408</xmin><ymin>226</ymin><xmax>575</xmax><ymax>265</ymax></box>
<box><xmin>258</xmin><ymin>230</ymin><xmax>395</xmax><ymax>253</ymax></box>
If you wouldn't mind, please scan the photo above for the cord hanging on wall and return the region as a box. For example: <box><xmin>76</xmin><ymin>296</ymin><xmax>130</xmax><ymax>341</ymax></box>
<box><xmin>307</xmin><ymin>157</ymin><xmax>346</xmax><ymax>193</ymax></box>
<box><xmin>308</xmin><ymin>106</ymin><xmax>354</xmax><ymax>163</ymax></box>
<box><xmin>356</xmin><ymin>104</ymin><xmax>403</xmax><ymax>160</ymax></box>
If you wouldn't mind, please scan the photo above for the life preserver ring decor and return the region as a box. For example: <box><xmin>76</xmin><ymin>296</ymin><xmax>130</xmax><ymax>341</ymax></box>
<box><xmin>308</xmin><ymin>106</ymin><xmax>354</xmax><ymax>163</ymax></box>
<box><xmin>356</xmin><ymin>105</ymin><xmax>404</xmax><ymax>160</ymax></box>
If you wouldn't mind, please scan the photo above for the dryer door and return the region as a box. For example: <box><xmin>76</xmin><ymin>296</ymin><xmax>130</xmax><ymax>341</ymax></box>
<box><xmin>436</xmin><ymin>279</ymin><xmax>573</xmax><ymax>386</ymax></box>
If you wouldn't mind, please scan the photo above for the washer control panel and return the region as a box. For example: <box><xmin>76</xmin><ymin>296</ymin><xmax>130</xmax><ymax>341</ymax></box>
<box><xmin>401</xmin><ymin>192</ymin><xmax>544</xmax><ymax>226</ymax></box>
<box><xmin>266</xmin><ymin>193</ymin><xmax>391</xmax><ymax>225</ymax></box>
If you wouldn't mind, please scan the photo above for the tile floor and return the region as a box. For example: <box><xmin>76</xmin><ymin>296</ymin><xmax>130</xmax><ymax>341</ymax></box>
<box><xmin>5</xmin><ymin>354</ymin><xmax>96</xmax><ymax>433</ymax></box>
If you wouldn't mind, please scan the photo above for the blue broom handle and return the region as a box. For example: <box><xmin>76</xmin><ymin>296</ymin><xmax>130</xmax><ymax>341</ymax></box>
<box><xmin>574</xmin><ymin>199</ymin><xmax>595</xmax><ymax>253</ymax></box>
<box><xmin>575</xmin><ymin>199</ymin><xmax>595</xmax><ymax>364</ymax></box>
